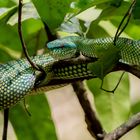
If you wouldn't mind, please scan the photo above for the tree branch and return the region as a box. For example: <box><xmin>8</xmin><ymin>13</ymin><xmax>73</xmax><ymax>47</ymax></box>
<box><xmin>72</xmin><ymin>81</ymin><xmax>104</xmax><ymax>140</ymax></box>
<box><xmin>18</xmin><ymin>0</ymin><xmax>40</xmax><ymax>71</ymax></box>
<box><xmin>49</xmin><ymin>56</ymin><xmax>140</xmax><ymax>83</ymax></box>
<box><xmin>45</xmin><ymin>55</ymin><xmax>140</xmax><ymax>140</ymax></box>
<box><xmin>2</xmin><ymin>109</ymin><xmax>9</xmax><ymax>140</ymax></box>
<box><xmin>41</xmin><ymin>18</ymin><xmax>140</xmax><ymax>140</ymax></box>
<box><xmin>103</xmin><ymin>112</ymin><xmax>140</xmax><ymax>140</ymax></box>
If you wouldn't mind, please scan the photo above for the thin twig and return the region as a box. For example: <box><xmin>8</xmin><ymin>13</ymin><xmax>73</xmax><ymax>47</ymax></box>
<box><xmin>100</xmin><ymin>72</ymin><xmax>125</xmax><ymax>93</ymax></box>
<box><xmin>2</xmin><ymin>109</ymin><xmax>9</xmax><ymax>140</ymax></box>
<box><xmin>114</xmin><ymin>62</ymin><xmax>140</xmax><ymax>79</ymax></box>
<box><xmin>18</xmin><ymin>0</ymin><xmax>40</xmax><ymax>71</ymax></box>
<box><xmin>72</xmin><ymin>81</ymin><xmax>104</xmax><ymax>140</ymax></box>
<box><xmin>114</xmin><ymin>0</ymin><xmax>136</xmax><ymax>45</ymax></box>
<box><xmin>103</xmin><ymin>112</ymin><xmax>140</xmax><ymax>140</ymax></box>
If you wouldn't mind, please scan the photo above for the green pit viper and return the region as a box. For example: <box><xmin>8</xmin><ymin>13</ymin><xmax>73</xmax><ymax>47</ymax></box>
<box><xmin>0</xmin><ymin>36</ymin><xmax>139</xmax><ymax>109</ymax></box>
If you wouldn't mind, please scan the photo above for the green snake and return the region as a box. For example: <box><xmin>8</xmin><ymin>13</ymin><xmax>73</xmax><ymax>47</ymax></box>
<box><xmin>0</xmin><ymin>36</ymin><xmax>139</xmax><ymax>109</ymax></box>
<box><xmin>47</xmin><ymin>36</ymin><xmax>140</xmax><ymax>67</ymax></box>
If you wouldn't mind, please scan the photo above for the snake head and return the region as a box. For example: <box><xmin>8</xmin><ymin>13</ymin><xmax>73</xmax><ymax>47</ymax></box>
<box><xmin>47</xmin><ymin>36</ymin><xmax>79</xmax><ymax>60</ymax></box>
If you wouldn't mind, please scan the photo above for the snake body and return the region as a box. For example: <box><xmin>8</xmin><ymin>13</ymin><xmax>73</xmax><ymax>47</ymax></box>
<box><xmin>0</xmin><ymin>53</ymin><xmax>94</xmax><ymax>109</ymax></box>
<box><xmin>47</xmin><ymin>36</ymin><xmax>140</xmax><ymax>67</ymax></box>
<box><xmin>0</xmin><ymin>36</ymin><xmax>140</xmax><ymax>109</ymax></box>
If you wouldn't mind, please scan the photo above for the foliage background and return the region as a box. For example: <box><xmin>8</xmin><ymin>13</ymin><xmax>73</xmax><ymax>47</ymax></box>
<box><xmin>0</xmin><ymin>0</ymin><xmax>140</xmax><ymax>139</ymax></box>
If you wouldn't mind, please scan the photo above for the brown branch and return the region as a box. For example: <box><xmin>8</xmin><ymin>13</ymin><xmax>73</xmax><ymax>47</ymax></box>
<box><xmin>114</xmin><ymin>62</ymin><xmax>140</xmax><ymax>79</ymax></box>
<box><xmin>72</xmin><ymin>81</ymin><xmax>104</xmax><ymax>140</ymax></box>
<box><xmin>44</xmin><ymin>56</ymin><xmax>140</xmax><ymax>88</ymax></box>
<box><xmin>2</xmin><ymin>109</ymin><xmax>9</xmax><ymax>140</ymax></box>
<box><xmin>18</xmin><ymin>0</ymin><xmax>40</xmax><ymax>71</ymax></box>
<box><xmin>55</xmin><ymin>56</ymin><xmax>140</xmax><ymax>79</ymax></box>
<box><xmin>103</xmin><ymin>112</ymin><xmax>140</xmax><ymax>140</ymax></box>
<box><xmin>45</xmin><ymin>56</ymin><xmax>140</xmax><ymax>140</ymax></box>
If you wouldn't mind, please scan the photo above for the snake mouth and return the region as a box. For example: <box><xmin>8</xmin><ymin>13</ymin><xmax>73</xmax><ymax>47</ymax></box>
<box><xmin>48</xmin><ymin>48</ymin><xmax>77</xmax><ymax>60</ymax></box>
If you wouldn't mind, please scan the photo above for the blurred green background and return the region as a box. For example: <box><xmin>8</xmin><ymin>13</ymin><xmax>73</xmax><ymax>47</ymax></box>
<box><xmin>0</xmin><ymin>0</ymin><xmax>140</xmax><ymax>139</ymax></box>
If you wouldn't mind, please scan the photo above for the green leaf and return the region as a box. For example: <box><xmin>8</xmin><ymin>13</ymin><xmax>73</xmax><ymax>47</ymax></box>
<box><xmin>74</xmin><ymin>0</ymin><xmax>111</xmax><ymax>10</ymax></box>
<box><xmin>0</xmin><ymin>0</ymin><xmax>16</xmax><ymax>8</ymax></box>
<box><xmin>9</xmin><ymin>94</ymin><xmax>57</xmax><ymax>140</ymax></box>
<box><xmin>88</xmin><ymin>44</ymin><xmax>120</xmax><ymax>79</ymax></box>
<box><xmin>60</xmin><ymin>17</ymin><xmax>84</xmax><ymax>36</ymax></box>
<box><xmin>0</xmin><ymin>6</ymin><xmax>17</xmax><ymax>24</ymax></box>
<box><xmin>74</xmin><ymin>0</ymin><xmax>124</xmax><ymax>13</ymax></box>
<box><xmin>0</xmin><ymin>48</ymin><xmax>13</xmax><ymax>62</ymax></box>
<box><xmin>133</xmin><ymin>0</ymin><xmax>140</xmax><ymax>20</ymax></box>
<box><xmin>0</xmin><ymin>18</ymin><xmax>45</xmax><ymax>61</ymax></box>
<box><xmin>110</xmin><ymin>19</ymin><xmax>140</xmax><ymax>39</ymax></box>
<box><xmin>87</xmin><ymin>72</ymin><xmax>130</xmax><ymax>132</ymax></box>
<box><xmin>32</xmin><ymin>0</ymin><xmax>75</xmax><ymax>30</ymax></box>
<box><xmin>131</xmin><ymin>101</ymin><xmax>140</xmax><ymax>114</ymax></box>
<box><xmin>87</xmin><ymin>24</ymin><xmax>110</xmax><ymax>38</ymax></box>
<box><xmin>19</xmin><ymin>19</ymin><xmax>46</xmax><ymax>55</ymax></box>
<box><xmin>8</xmin><ymin>2</ymin><xmax>40</xmax><ymax>26</ymax></box>
<box><xmin>0</xmin><ymin>24</ymin><xmax>21</xmax><ymax>57</ymax></box>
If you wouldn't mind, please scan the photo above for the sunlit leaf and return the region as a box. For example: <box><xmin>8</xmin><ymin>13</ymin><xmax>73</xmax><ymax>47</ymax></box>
<box><xmin>87</xmin><ymin>72</ymin><xmax>130</xmax><ymax>132</ymax></box>
<box><xmin>87</xmin><ymin>24</ymin><xmax>109</xmax><ymax>38</ymax></box>
<box><xmin>0</xmin><ymin>6</ymin><xmax>17</xmax><ymax>24</ymax></box>
<box><xmin>8</xmin><ymin>2</ymin><xmax>40</xmax><ymax>25</ymax></box>
<box><xmin>133</xmin><ymin>0</ymin><xmax>140</xmax><ymax>20</ymax></box>
<box><xmin>32</xmin><ymin>0</ymin><xmax>76</xmax><ymax>30</ymax></box>
<box><xmin>0</xmin><ymin>0</ymin><xmax>140</xmax><ymax>139</ymax></box>
<box><xmin>0</xmin><ymin>0</ymin><xmax>16</xmax><ymax>8</ymax></box>
<box><xmin>9</xmin><ymin>94</ymin><xmax>57</xmax><ymax>140</ymax></box>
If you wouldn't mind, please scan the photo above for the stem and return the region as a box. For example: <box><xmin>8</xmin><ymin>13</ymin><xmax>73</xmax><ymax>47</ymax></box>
<box><xmin>18</xmin><ymin>0</ymin><xmax>40</xmax><ymax>71</ymax></box>
<box><xmin>72</xmin><ymin>81</ymin><xmax>104</xmax><ymax>140</ymax></box>
<box><xmin>2</xmin><ymin>109</ymin><xmax>9</xmax><ymax>140</ymax></box>
<box><xmin>114</xmin><ymin>0</ymin><xmax>136</xmax><ymax>45</ymax></box>
<box><xmin>104</xmin><ymin>112</ymin><xmax>140</xmax><ymax>140</ymax></box>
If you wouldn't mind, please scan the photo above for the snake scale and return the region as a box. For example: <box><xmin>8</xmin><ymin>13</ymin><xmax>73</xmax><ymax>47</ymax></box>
<box><xmin>0</xmin><ymin>36</ymin><xmax>139</xmax><ymax>109</ymax></box>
